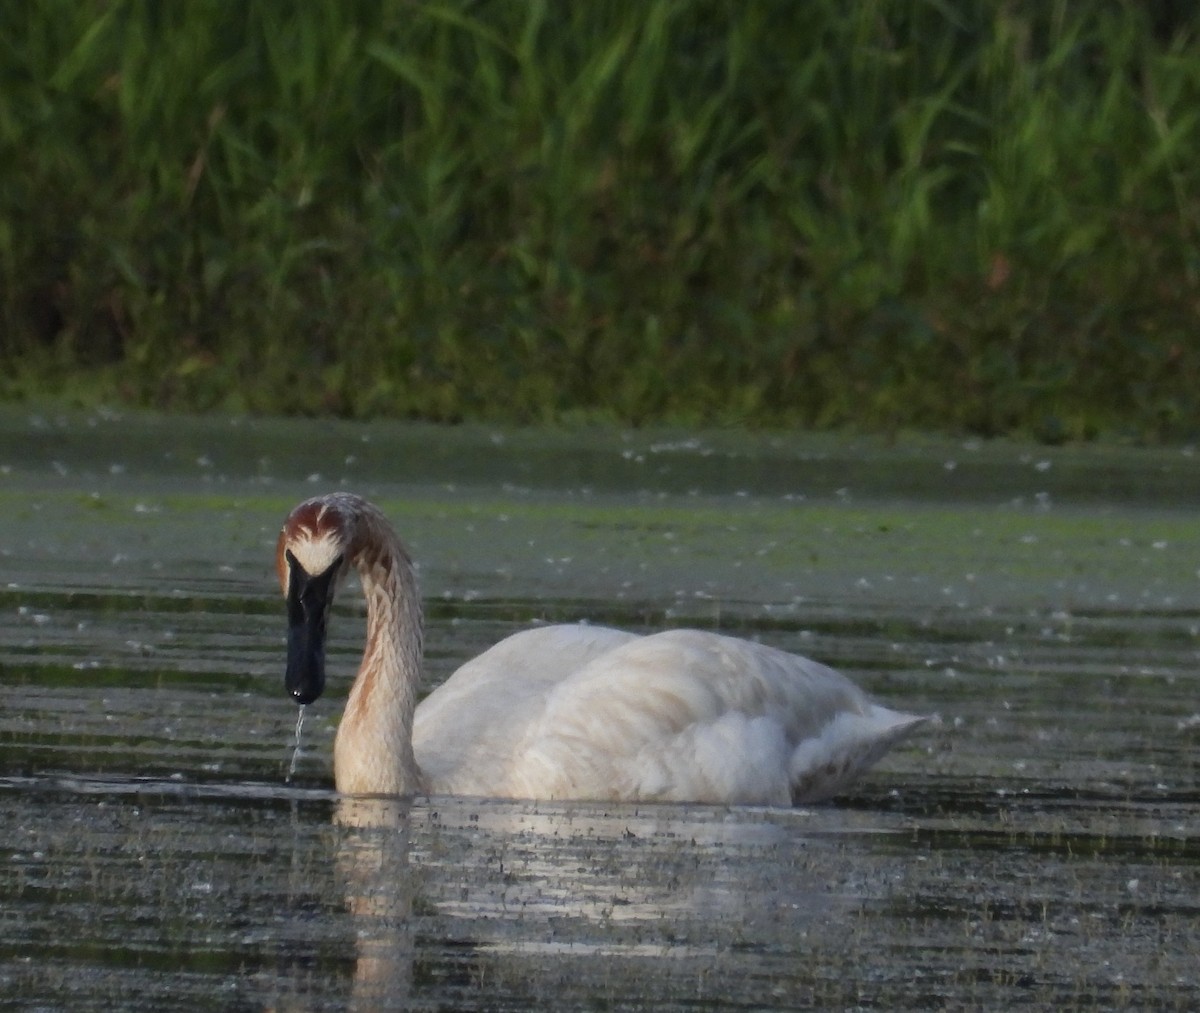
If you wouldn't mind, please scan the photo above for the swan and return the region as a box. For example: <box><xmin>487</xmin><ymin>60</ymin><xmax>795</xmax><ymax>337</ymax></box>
<box><xmin>277</xmin><ymin>492</ymin><xmax>926</xmax><ymax>804</ymax></box>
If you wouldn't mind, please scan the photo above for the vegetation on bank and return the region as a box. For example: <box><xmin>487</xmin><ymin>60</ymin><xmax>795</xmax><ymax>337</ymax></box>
<box><xmin>2</xmin><ymin>1</ymin><xmax>1200</xmax><ymax>440</ymax></box>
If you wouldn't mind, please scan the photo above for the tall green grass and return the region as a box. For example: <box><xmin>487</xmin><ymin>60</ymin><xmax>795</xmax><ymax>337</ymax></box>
<box><xmin>2</xmin><ymin>1</ymin><xmax>1199</xmax><ymax>438</ymax></box>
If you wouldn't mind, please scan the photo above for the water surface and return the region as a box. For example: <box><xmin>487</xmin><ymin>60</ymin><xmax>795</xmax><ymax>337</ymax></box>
<box><xmin>1</xmin><ymin>410</ymin><xmax>1197</xmax><ymax>1009</ymax></box>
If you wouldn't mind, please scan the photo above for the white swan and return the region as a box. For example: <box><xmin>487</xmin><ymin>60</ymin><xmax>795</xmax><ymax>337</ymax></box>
<box><xmin>277</xmin><ymin>492</ymin><xmax>926</xmax><ymax>804</ymax></box>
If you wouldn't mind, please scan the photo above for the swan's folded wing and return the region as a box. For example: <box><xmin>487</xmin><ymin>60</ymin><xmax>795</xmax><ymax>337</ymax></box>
<box><xmin>505</xmin><ymin>629</ymin><xmax>924</xmax><ymax>804</ymax></box>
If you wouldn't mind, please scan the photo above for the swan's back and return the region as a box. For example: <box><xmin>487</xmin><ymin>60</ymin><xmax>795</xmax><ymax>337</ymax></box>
<box><xmin>413</xmin><ymin>625</ymin><xmax>637</xmax><ymax>789</ymax></box>
<box><xmin>413</xmin><ymin>624</ymin><xmax>924</xmax><ymax>804</ymax></box>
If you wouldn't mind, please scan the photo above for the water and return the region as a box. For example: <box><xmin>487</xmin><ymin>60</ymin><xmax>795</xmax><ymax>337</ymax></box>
<box><xmin>1</xmin><ymin>409</ymin><xmax>1198</xmax><ymax>1009</ymax></box>
<box><xmin>288</xmin><ymin>708</ymin><xmax>306</xmax><ymax>783</ymax></box>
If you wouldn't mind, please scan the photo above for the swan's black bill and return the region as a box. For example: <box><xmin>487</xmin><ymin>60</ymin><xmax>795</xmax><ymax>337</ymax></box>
<box><xmin>284</xmin><ymin>549</ymin><xmax>342</xmax><ymax>705</ymax></box>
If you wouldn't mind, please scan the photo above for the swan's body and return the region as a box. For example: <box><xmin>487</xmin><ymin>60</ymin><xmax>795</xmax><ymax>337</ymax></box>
<box><xmin>278</xmin><ymin>493</ymin><xmax>926</xmax><ymax>804</ymax></box>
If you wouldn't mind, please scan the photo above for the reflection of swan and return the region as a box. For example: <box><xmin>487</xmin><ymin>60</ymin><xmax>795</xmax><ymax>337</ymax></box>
<box><xmin>413</xmin><ymin>798</ymin><xmax>871</xmax><ymax>960</ymax></box>
<box><xmin>333</xmin><ymin>797</ymin><xmax>414</xmax><ymax>1007</ymax></box>
<box><xmin>277</xmin><ymin>493</ymin><xmax>925</xmax><ymax>803</ymax></box>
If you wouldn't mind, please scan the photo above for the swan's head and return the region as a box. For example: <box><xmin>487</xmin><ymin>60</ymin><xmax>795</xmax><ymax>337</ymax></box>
<box><xmin>277</xmin><ymin>495</ymin><xmax>356</xmax><ymax>705</ymax></box>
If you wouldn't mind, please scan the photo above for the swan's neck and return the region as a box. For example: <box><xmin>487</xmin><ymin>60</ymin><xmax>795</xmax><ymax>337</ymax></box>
<box><xmin>333</xmin><ymin>537</ymin><xmax>426</xmax><ymax>796</ymax></box>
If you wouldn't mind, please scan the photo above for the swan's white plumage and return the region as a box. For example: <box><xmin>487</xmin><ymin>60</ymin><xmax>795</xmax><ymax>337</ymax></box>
<box><xmin>414</xmin><ymin>625</ymin><xmax>924</xmax><ymax>804</ymax></box>
<box><xmin>279</xmin><ymin>494</ymin><xmax>927</xmax><ymax>804</ymax></box>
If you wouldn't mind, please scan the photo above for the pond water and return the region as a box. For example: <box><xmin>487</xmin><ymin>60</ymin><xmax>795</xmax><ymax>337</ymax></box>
<box><xmin>1</xmin><ymin>409</ymin><xmax>1198</xmax><ymax>1010</ymax></box>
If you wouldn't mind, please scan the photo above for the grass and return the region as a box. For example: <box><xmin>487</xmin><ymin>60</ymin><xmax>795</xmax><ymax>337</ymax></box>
<box><xmin>2</xmin><ymin>1</ymin><xmax>1200</xmax><ymax>439</ymax></box>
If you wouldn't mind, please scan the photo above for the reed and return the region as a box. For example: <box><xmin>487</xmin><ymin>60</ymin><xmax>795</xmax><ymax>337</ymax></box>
<box><xmin>2</xmin><ymin>1</ymin><xmax>1199</xmax><ymax>439</ymax></box>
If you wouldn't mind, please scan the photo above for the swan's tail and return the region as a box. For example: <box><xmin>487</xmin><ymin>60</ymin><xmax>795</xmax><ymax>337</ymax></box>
<box><xmin>789</xmin><ymin>706</ymin><xmax>928</xmax><ymax>804</ymax></box>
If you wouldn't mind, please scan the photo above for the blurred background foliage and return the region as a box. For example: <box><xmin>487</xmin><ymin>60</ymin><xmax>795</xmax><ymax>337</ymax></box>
<box><xmin>2</xmin><ymin>0</ymin><xmax>1199</xmax><ymax>440</ymax></box>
